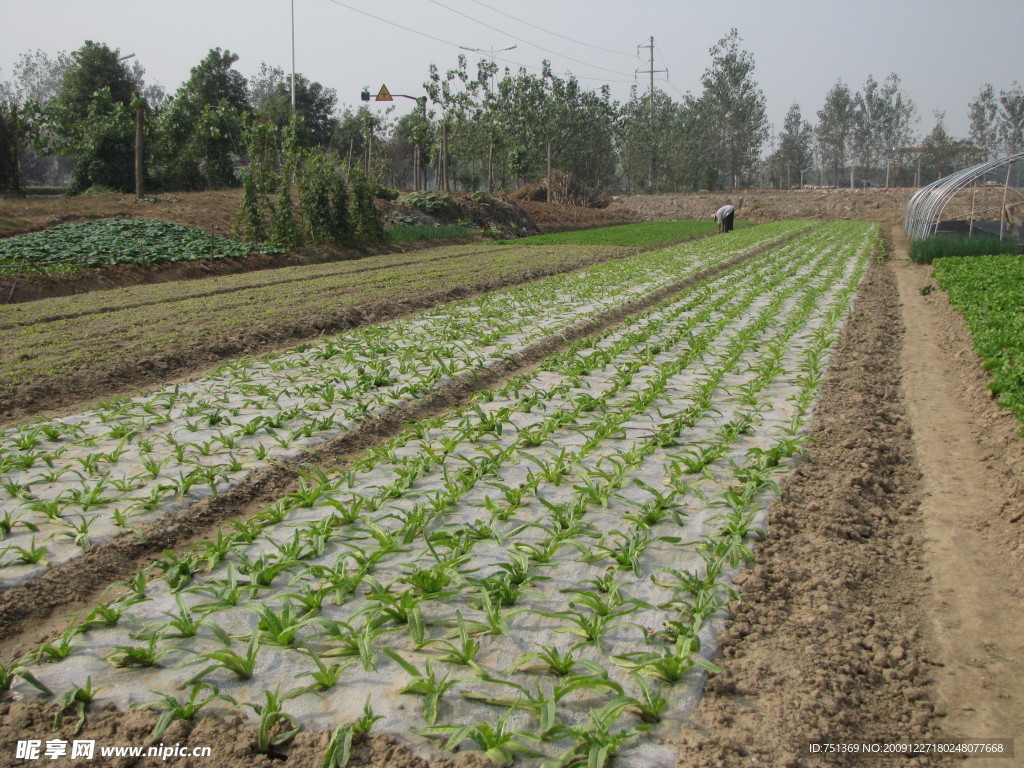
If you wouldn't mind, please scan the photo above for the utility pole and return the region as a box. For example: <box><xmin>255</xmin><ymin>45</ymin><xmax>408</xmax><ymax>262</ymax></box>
<box><xmin>135</xmin><ymin>98</ymin><xmax>145</xmax><ymax>199</ymax></box>
<box><xmin>290</xmin><ymin>0</ymin><xmax>297</xmax><ymax>111</ymax></box>
<box><xmin>637</xmin><ymin>37</ymin><xmax>666</xmax><ymax>190</ymax></box>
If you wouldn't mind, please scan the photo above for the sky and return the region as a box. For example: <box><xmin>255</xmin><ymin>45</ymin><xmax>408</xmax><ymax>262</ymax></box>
<box><xmin>2</xmin><ymin>0</ymin><xmax>1022</xmax><ymax>144</ymax></box>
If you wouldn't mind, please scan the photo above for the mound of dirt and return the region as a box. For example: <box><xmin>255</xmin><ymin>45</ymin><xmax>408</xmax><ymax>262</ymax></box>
<box><xmin>381</xmin><ymin>191</ymin><xmax>539</xmax><ymax>238</ymax></box>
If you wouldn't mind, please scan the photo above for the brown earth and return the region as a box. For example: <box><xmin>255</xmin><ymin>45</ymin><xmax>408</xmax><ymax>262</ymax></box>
<box><xmin>0</xmin><ymin>192</ymin><xmax>1021</xmax><ymax>767</ymax></box>
<box><xmin>607</xmin><ymin>188</ymin><xmax>916</xmax><ymax>227</ymax></box>
<box><xmin>0</xmin><ymin>189</ymin><xmax>539</xmax><ymax>303</ymax></box>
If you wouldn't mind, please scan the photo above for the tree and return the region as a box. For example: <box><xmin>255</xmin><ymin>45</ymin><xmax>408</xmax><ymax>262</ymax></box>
<box><xmin>997</xmin><ymin>82</ymin><xmax>1024</xmax><ymax>155</ymax></box>
<box><xmin>698</xmin><ymin>29</ymin><xmax>768</xmax><ymax>190</ymax></box>
<box><xmin>153</xmin><ymin>49</ymin><xmax>250</xmax><ymax>190</ymax></box>
<box><xmin>851</xmin><ymin>73</ymin><xmax>915</xmax><ymax>184</ymax></box>
<box><xmin>249</xmin><ymin>63</ymin><xmax>338</xmax><ymax>148</ymax></box>
<box><xmin>42</xmin><ymin>41</ymin><xmax>141</xmax><ymax>192</ymax></box>
<box><xmin>816</xmin><ymin>81</ymin><xmax>854</xmax><ymax>185</ymax></box>
<box><xmin>920</xmin><ymin>111</ymin><xmax>982</xmax><ymax>182</ymax></box>
<box><xmin>770</xmin><ymin>103</ymin><xmax>814</xmax><ymax>189</ymax></box>
<box><xmin>0</xmin><ymin>95</ymin><xmax>21</xmax><ymax>194</ymax></box>
<box><xmin>968</xmin><ymin>82</ymin><xmax>1024</xmax><ymax>158</ymax></box>
<box><xmin>968</xmin><ymin>84</ymin><xmax>1000</xmax><ymax>160</ymax></box>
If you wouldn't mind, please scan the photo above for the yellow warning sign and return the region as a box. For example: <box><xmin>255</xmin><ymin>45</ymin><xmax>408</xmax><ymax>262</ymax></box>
<box><xmin>375</xmin><ymin>84</ymin><xmax>393</xmax><ymax>102</ymax></box>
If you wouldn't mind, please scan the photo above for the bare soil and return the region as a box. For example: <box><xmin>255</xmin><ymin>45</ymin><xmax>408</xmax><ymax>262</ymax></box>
<box><xmin>607</xmin><ymin>188</ymin><xmax>916</xmax><ymax>226</ymax></box>
<box><xmin>0</xmin><ymin>192</ymin><xmax>1021</xmax><ymax>767</ymax></box>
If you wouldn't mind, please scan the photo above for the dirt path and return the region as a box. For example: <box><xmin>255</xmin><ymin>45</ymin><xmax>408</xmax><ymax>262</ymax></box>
<box><xmin>674</xmin><ymin>254</ymin><xmax>953</xmax><ymax>768</ymax></box>
<box><xmin>890</xmin><ymin>226</ymin><xmax>1024</xmax><ymax>767</ymax></box>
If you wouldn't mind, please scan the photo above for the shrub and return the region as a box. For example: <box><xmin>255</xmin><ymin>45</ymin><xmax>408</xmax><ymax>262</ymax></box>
<box><xmin>398</xmin><ymin>191</ymin><xmax>453</xmax><ymax>216</ymax></box>
<box><xmin>909</xmin><ymin>235</ymin><xmax>1018</xmax><ymax>264</ymax></box>
<box><xmin>270</xmin><ymin>185</ymin><xmax>300</xmax><ymax>251</ymax></box>
<box><xmin>348</xmin><ymin>169</ymin><xmax>385</xmax><ymax>245</ymax></box>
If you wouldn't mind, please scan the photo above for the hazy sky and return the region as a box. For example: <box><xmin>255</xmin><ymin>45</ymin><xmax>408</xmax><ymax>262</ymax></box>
<box><xmin>2</xmin><ymin>0</ymin><xmax>1021</xmax><ymax>143</ymax></box>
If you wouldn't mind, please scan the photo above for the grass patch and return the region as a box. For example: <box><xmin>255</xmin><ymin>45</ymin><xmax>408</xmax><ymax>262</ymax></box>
<box><xmin>502</xmin><ymin>220</ymin><xmax>720</xmax><ymax>248</ymax></box>
<box><xmin>934</xmin><ymin>253</ymin><xmax>1024</xmax><ymax>429</ymax></box>
<box><xmin>909</xmin><ymin>235</ymin><xmax>1017</xmax><ymax>264</ymax></box>
<box><xmin>384</xmin><ymin>224</ymin><xmax>475</xmax><ymax>244</ymax></box>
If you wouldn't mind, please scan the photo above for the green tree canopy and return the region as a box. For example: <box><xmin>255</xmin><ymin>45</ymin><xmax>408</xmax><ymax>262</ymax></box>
<box><xmin>249</xmin><ymin>63</ymin><xmax>338</xmax><ymax>148</ymax></box>
<box><xmin>153</xmin><ymin>48</ymin><xmax>250</xmax><ymax>190</ymax></box>
<box><xmin>698</xmin><ymin>29</ymin><xmax>768</xmax><ymax>190</ymax></box>
<box><xmin>43</xmin><ymin>41</ymin><xmax>141</xmax><ymax>192</ymax></box>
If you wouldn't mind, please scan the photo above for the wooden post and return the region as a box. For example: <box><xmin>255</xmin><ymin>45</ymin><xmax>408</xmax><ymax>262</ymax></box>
<box><xmin>546</xmin><ymin>137</ymin><xmax>552</xmax><ymax>204</ymax></box>
<box><xmin>487</xmin><ymin>139</ymin><xmax>494</xmax><ymax>194</ymax></box>
<box><xmin>441</xmin><ymin>122</ymin><xmax>449</xmax><ymax>192</ymax></box>
<box><xmin>134</xmin><ymin>98</ymin><xmax>145</xmax><ymax>199</ymax></box>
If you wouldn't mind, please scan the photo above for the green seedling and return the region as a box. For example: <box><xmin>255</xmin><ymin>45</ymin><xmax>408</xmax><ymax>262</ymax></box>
<box><xmin>423</xmin><ymin>612</ymin><xmax>484</xmax><ymax>672</ymax></box>
<box><xmin>246</xmin><ymin>599</ymin><xmax>318</xmax><ymax>647</ymax></box>
<box><xmin>53</xmin><ymin>677</ymin><xmax>104</xmax><ymax>735</ymax></box>
<box><xmin>185</xmin><ymin>628</ymin><xmax>260</xmax><ymax>683</ymax></box>
<box><xmin>106</xmin><ymin>633</ymin><xmax>170</xmax><ymax>668</ymax></box>
<box><xmin>34</xmin><ymin>626</ymin><xmax>80</xmax><ymax>663</ymax></box>
<box><xmin>312</xmin><ymin>618</ymin><xmax>379</xmax><ymax>671</ymax></box>
<box><xmin>2</xmin><ymin>536</ymin><xmax>48</xmax><ymax>566</ymax></box>
<box><xmin>246</xmin><ymin>686</ymin><xmax>302</xmax><ymax>754</ymax></box>
<box><xmin>321</xmin><ymin>696</ymin><xmax>383</xmax><ymax>768</ymax></box>
<box><xmin>141</xmin><ymin>682</ymin><xmax>233</xmax><ymax>743</ymax></box>
<box><xmin>295</xmin><ymin>649</ymin><xmax>356</xmax><ymax>692</ymax></box>
<box><xmin>414</xmin><ymin>705</ymin><xmax>544</xmax><ymax>765</ymax></box>
<box><xmin>612</xmin><ymin>632</ymin><xmax>720</xmax><ymax>683</ymax></box>
<box><xmin>541</xmin><ymin>698</ymin><xmax>650</xmax><ymax>768</ymax></box>
<box><xmin>80</xmin><ymin>602</ymin><xmax>122</xmax><ymax>631</ymax></box>
<box><xmin>383</xmin><ymin>649</ymin><xmax>459</xmax><ymax>726</ymax></box>
<box><xmin>0</xmin><ymin>660</ymin><xmax>52</xmax><ymax>697</ymax></box>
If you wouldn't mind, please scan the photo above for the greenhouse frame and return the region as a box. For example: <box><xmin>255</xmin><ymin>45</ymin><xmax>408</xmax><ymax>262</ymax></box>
<box><xmin>904</xmin><ymin>152</ymin><xmax>1024</xmax><ymax>243</ymax></box>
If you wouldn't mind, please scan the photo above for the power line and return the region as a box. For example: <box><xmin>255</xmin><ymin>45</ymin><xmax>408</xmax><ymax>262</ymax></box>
<box><xmin>653</xmin><ymin>38</ymin><xmax>689</xmax><ymax>100</ymax></box>
<box><xmin>322</xmin><ymin>0</ymin><xmax>553</xmax><ymax>77</ymax></box>
<box><xmin>465</xmin><ymin>0</ymin><xmax>636</xmax><ymax>58</ymax></box>
<box><xmin>322</xmin><ymin>0</ymin><xmax>465</xmax><ymax>50</ymax></box>
<box><xmin>320</xmin><ymin>0</ymin><xmax>633</xmax><ymax>92</ymax></box>
<box><xmin>427</xmin><ymin>0</ymin><xmax>637</xmax><ymax>78</ymax></box>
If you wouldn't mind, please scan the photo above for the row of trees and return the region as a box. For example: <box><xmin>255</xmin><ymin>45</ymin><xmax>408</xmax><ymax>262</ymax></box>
<box><xmin>767</xmin><ymin>78</ymin><xmax>1024</xmax><ymax>190</ymax></box>
<box><xmin>2</xmin><ymin>32</ymin><xmax>1023</xmax><ymax>198</ymax></box>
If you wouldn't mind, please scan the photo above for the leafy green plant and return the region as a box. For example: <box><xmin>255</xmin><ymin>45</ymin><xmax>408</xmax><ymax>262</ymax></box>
<box><xmin>140</xmin><ymin>682</ymin><xmax>233</xmax><ymax>742</ymax></box>
<box><xmin>415</xmin><ymin>705</ymin><xmax>544</xmax><ymax>765</ymax></box>
<box><xmin>383</xmin><ymin>649</ymin><xmax>458</xmax><ymax>726</ymax></box>
<box><xmin>0</xmin><ymin>218</ymin><xmax>284</xmax><ymax>275</ymax></box>
<box><xmin>909</xmin><ymin>234</ymin><xmax>1016</xmax><ymax>264</ymax></box>
<box><xmin>246</xmin><ymin>686</ymin><xmax>302</xmax><ymax>754</ymax></box>
<box><xmin>321</xmin><ymin>697</ymin><xmax>382</xmax><ymax>768</ymax></box>
<box><xmin>53</xmin><ymin>677</ymin><xmax>104</xmax><ymax>734</ymax></box>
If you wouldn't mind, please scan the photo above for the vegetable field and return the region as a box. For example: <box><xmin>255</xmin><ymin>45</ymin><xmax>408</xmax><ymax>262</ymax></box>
<box><xmin>0</xmin><ymin>221</ymin><xmax>879</xmax><ymax>766</ymax></box>
<box><xmin>934</xmin><ymin>254</ymin><xmax>1024</xmax><ymax>428</ymax></box>
<box><xmin>0</xmin><ymin>219</ymin><xmax>285</xmax><ymax>275</ymax></box>
<box><xmin>0</xmin><ymin>241</ymin><xmax>637</xmax><ymax>418</ymax></box>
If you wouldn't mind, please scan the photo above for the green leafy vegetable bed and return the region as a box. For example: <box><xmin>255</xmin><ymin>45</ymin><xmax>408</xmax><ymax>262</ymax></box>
<box><xmin>505</xmin><ymin>220</ymin><xmax>720</xmax><ymax>248</ymax></box>
<box><xmin>934</xmin><ymin>254</ymin><xmax>1024</xmax><ymax>427</ymax></box>
<box><xmin>909</xmin><ymin>234</ymin><xmax>1017</xmax><ymax>264</ymax></box>
<box><xmin>0</xmin><ymin>218</ymin><xmax>285</xmax><ymax>273</ymax></box>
